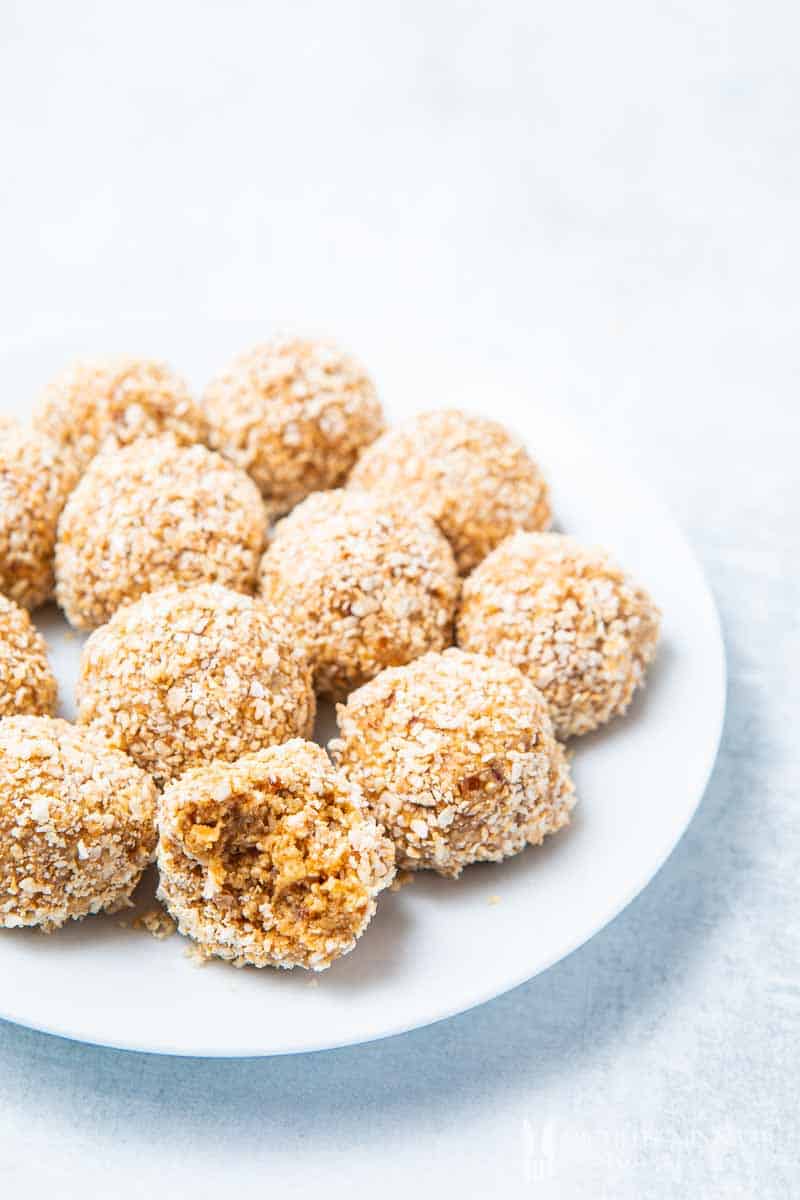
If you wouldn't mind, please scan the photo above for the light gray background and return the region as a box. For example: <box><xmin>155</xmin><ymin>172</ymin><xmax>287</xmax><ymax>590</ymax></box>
<box><xmin>0</xmin><ymin>2</ymin><xmax>797</xmax><ymax>1195</ymax></box>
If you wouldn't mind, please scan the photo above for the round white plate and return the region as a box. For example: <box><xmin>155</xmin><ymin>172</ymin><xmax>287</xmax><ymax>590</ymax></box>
<box><xmin>0</xmin><ymin>323</ymin><xmax>725</xmax><ymax>1056</ymax></box>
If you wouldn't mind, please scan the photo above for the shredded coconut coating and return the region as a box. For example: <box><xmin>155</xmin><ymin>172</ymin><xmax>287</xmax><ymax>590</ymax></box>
<box><xmin>0</xmin><ymin>422</ymin><xmax>77</xmax><ymax>609</ymax></box>
<box><xmin>33</xmin><ymin>355</ymin><xmax>207</xmax><ymax>476</ymax></box>
<box><xmin>77</xmin><ymin>583</ymin><xmax>315</xmax><ymax>787</ymax></box>
<box><xmin>259</xmin><ymin>489</ymin><xmax>459</xmax><ymax>700</ymax></box>
<box><xmin>348</xmin><ymin>409</ymin><xmax>551</xmax><ymax>574</ymax></box>
<box><xmin>331</xmin><ymin>648</ymin><xmax>575</xmax><ymax>877</ymax></box>
<box><xmin>55</xmin><ymin>435</ymin><xmax>267</xmax><ymax>630</ymax></box>
<box><xmin>457</xmin><ymin>532</ymin><xmax>661</xmax><ymax>738</ymax></box>
<box><xmin>157</xmin><ymin>739</ymin><xmax>395</xmax><ymax>970</ymax></box>
<box><xmin>0</xmin><ymin>595</ymin><xmax>57</xmax><ymax>717</ymax></box>
<box><xmin>202</xmin><ymin>336</ymin><xmax>385</xmax><ymax>518</ymax></box>
<box><xmin>0</xmin><ymin>716</ymin><xmax>157</xmax><ymax>930</ymax></box>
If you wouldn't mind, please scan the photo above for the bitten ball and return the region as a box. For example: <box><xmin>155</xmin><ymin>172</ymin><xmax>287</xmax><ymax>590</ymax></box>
<box><xmin>157</xmin><ymin>739</ymin><xmax>395</xmax><ymax>970</ymax></box>
<box><xmin>259</xmin><ymin>489</ymin><xmax>459</xmax><ymax>700</ymax></box>
<box><xmin>0</xmin><ymin>716</ymin><xmax>157</xmax><ymax>930</ymax></box>
<box><xmin>331</xmin><ymin>648</ymin><xmax>575</xmax><ymax>877</ymax></box>
<box><xmin>0</xmin><ymin>594</ymin><xmax>57</xmax><ymax>717</ymax></box>
<box><xmin>457</xmin><ymin>532</ymin><xmax>661</xmax><ymax>738</ymax></box>
<box><xmin>55</xmin><ymin>435</ymin><xmax>267</xmax><ymax>630</ymax></box>
<box><xmin>77</xmin><ymin>583</ymin><xmax>315</xmax><ymax>787</ymax></box>
<box><xmin>203</xmin><ymin>336</ymin><xmax>385</xmax><ymax>518</ymax></box>
<box><xmin>348</xmin><ymin>409</ymin><xmax>551</xmax><ymax>574</ymax></box>
<box><xmin>0</xmin><ymin>421</ymin><xmax>77</xmax><ymax>609</ymax></box>
<box><xmin>34</xmin><ymin>355</ymin><xmax>207</xmax><ymax>476</ymax></box>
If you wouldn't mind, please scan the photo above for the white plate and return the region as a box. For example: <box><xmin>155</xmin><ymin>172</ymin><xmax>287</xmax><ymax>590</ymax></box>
<box><xmin>0</xmin><ymin>324</ymin><xmax>725</xmax><ymax>1057</ymax></box>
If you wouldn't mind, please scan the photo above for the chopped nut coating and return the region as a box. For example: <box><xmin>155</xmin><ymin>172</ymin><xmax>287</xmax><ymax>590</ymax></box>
<box><xmin>0</xmin><ymin>716</ymin><xmax>157</xmax><ymax>930</ymax></box>
<box><xmin>259</xmin><ymin>489</ymin><xmax>459</xmax><ymax>700</ymax></box>
<box><xmin>0</xmin><ymin>594</ymin><xmax>57</xmax><ymax>717</ymax></box>
<box><xmin>56</xmin><ymin>435</ymin><xmax>267</xmax><ymax>630</ymax></box>
<box><xmin>203</xmin><ymin>336</ymin><xmax>384</xmax><ymax>518</ymax></box>
<box><xmin>77</xmin><ymin>583</ymin><xmax>315</xmax><ymax>787</ymax></box>
<box><xmin>0</xmin><ymin>421</ymin><xmax>77</xmax><ymax>609</ymax></box>
<box><xmin>34</xmin><ymin>355</ymin><xmax>206</xmax><ymax>475</ymax></box>
<box><xmin>331</xmin><ymin>648</ymin><xmax>575</xmax><ymax>877</ymax></box>
<box><xmin>457</xmin><ymin>532</ymin><xmax>661</xmax><ymax>737</ymax></box>
<box><xmin>348</xmin><ymin>409</ymin><xmax>551</xmax><ymax>573</ymax></box>
<box><xmin>157</xmin><ymin>739</ymin><xmax>395</xmax><ymax>969</ymax></box>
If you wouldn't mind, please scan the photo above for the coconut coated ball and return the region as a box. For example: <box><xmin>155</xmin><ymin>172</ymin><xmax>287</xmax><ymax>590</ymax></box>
<box><xmin>0</xmin><ymin>716</ymin><xmax>157</xmax><ymax>930</ymax></box>
<box><xmin>202</xmin><ymin>336</ymin><xmax>385</xmax><ymax>518</ymax></box>
<box><xmin>348</xmin><ymin>409</ymin><xmax>551</xmax><ymax>574</ymax></box>
<box><xmin>34</xmin><ymin>355</ymin><xmax>207</xmax><ymax>475</ymax></box>
<box><xmin>331</xmin><ymin>648</ymin><xmax>575</xmax><ymax>877</ymax></box>
<box><xmin>77</xmin><ymin>583</ymin><xmax>315</xmax><ymax>787</ymax></box>
<box><xmin>0</xmin><ymin>421</ymin><xmax>77</xmax><ymax>609</ymax></box>
<box><xmin>457</xmin><ymin>532</ymin><xmax>661</xmax><ymax>738</ymax></box>
<box><xmin>157</xmin><ymin>739</ymin><xmax>395</xmax><ymax>970</ymax></box>
<box><xmin>259</xmin><ymin>489</ymin><xmax>459</xmax><ymax>700</ymax></box>
<box><xmin>55</xmin><ymin>435</ymin><xmax>267</xmax><ymax>630</ymax></box>
<box><xmin>0</xmin><ymin>595</ymin><xmax>57</xmax><ymax>717</ymax></box>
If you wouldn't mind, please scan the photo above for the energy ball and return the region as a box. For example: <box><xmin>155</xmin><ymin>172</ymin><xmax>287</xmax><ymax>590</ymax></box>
<box><xmin>77</xmin><ymin>583</ymin><xmax>315</xmax><ymax>787</ymax></box>
<box><xmin>0</xmin><ymin>595</ymin><xmax>57</xmax><ymax>717</ymax></box>
<box><xmin>55</xmin><ymin>435</ymin><xmax>267</xmax><ymax>630</ymax></box>
<box><xmin>202</xmin><ymin>336</ymin><xmax>385</xmax><ymax>518</ymax></box>
<box><xmin>348</xmin><ymin>409</ymin><xmax>551</xmax><ymax>574</ymax></box>
<box><xmin>33</xmin><ymin>355</ymin><xmax>207</xmax><ymax>475</ymax></box>
<box><xmin>457</xmin><ymin>532</ymin><xmax>661</xmax><ymax>738</ymax></box>
<box><xmin>157</xmin><ymin>739</ymin><xmax>395</xmax><ymax>970</ymax></box>
<box><xmin>331</xmin><ymin>648</ymin><xmax>575</xmax><ymax>877</ymax></box>
<box><xmin>0</xmin><ymin>716</ymin><xmax>157</xmax><ymax>930</ymax></box>
<box><xmin>0</xmin><ymin>421</ymin><xmax>77</xmax><ymax>609</ymax></box>
<box><xmin>259</xmin><ymin>489</ymin><xmax>459</xmax><ymax>700</ymax></box>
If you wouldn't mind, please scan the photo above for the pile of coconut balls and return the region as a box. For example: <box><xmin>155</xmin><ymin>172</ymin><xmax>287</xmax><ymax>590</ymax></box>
<box><xmin>0</xmin><ymin>338</ymin><xmax>660</xmax><ymax>971</ymax></box>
